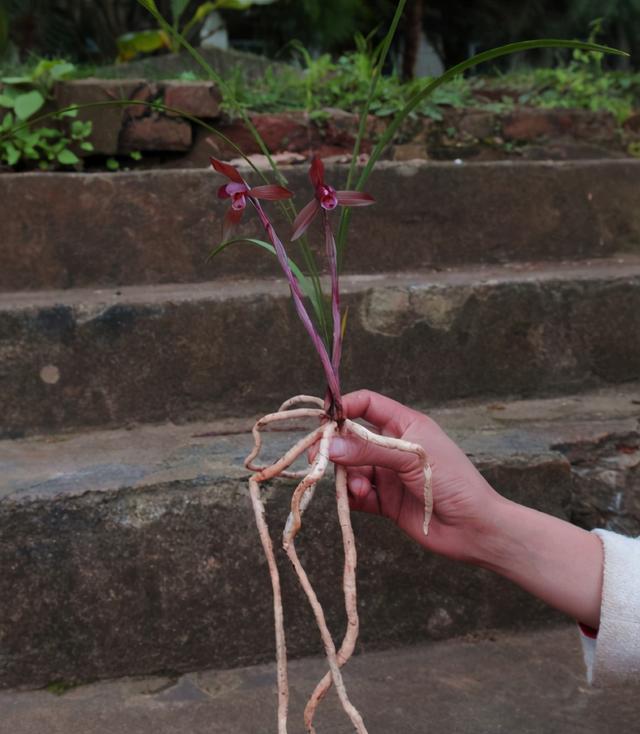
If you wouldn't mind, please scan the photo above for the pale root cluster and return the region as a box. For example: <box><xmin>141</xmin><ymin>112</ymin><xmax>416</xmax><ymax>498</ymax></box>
<box><xmin>245</xmin><ymin>395</ymin><xmax>433</xmax><ymax>733</ymax></box>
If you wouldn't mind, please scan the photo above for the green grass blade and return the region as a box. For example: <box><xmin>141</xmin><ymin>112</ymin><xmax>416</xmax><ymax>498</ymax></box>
<box><xmin>337</xmin><ymin>0</ymin><xmax>407</xmax><ymax>269</ymax></box>
<box><xmin>346</xmin><ymin>0</ymin><xmax>406</xmax><ymax>189</ymax></box>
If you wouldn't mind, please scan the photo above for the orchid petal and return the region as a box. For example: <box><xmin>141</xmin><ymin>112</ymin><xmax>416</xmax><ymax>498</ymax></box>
<box><xmin>217</xmin><ymin>184</ymin><xmax>230</xmax><ymax>199</ymax></box>
<box><xmin>335</xmin><ymin>191</ymin><xmax>375</xmax><ymax>207</ymax></box>
<box><xmin>210</xmin><ymin>156</ymin><xmax>244</xmax><ymax>183</ymax></box>
<box><xmin>291</xmin><ymin>198</ymin><xmax>321</xmax><ymax>241</ymax></box>
<box><xmin>226</xmin><ymin>182</ymin><xmax>248</xmax><ymax>195</ymax></box>
<box><xmin>309</xmin><ymin>155</ymin><xmax>324</xmax><ymax>189</ymax></box>
<box><xmin>250</xmin><ymin>184</ymin><xmax>294</xmax><ymax>201</ymax></box>
<box><xmin>231</xmin><ymin>193</ymin><xmax>246</xmax><ymax>211</ymax></box>
<box><xmin>222</xmin><ymin>206</ymin><xmax>243</xmax><ymax>241</ymax></box>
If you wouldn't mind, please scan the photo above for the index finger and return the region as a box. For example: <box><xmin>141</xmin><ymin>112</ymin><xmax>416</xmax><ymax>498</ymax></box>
<box><xmin>341</xmin><ymin>390</ymin><xmax>420</xmax><ymax>435</ymax></box>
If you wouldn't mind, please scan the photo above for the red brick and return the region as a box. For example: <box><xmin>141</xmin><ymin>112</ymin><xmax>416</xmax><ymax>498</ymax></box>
<box><xmin>164</xmin><ymin>82</ymin><xmax>222</xmax><ymax>119</ymax></box>
<box><xmin>54</xmin><ymin>79</ymin><xmax>154</xmax><ymax>155</ymax></box>
<box><xmin>119</xmin><ymin>115</ymin><xmax>192</xmax><ymax>151</ymax></box>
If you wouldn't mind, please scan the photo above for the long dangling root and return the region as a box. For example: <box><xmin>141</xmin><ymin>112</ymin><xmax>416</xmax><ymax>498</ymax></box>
<box><xmin>286</xmin><ymin>535</ymin><xmax>368</xmax><ymax>734</ymax></box>
<box><xmin>248</xmin><ymin>477</ymin><xmax>289</xmax><ymax>734</ymax></box>
<box><xmin>246</xmin><ymin>396</ymin><xmax>432</xmax><ymax>733</ymax></box>
<box><xmin>304</xmin><ymin>463</ymin><xmax>359</xmax><ymax>734</ymax></box>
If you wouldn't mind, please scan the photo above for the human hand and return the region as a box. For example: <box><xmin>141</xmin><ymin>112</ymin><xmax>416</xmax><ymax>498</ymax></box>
<box><xmin>321</xmin><ymin>390</ymin><xmax>604</xmax><ymax>629</ymax></box>
<box><xmin>328</xmin><ymin>390</ymin><xmax>507</xmax><ymax>564</ymax></box>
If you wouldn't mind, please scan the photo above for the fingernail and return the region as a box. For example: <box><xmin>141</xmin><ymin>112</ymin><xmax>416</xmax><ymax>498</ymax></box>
<box><xmin>330</xmin><ymin>437</ymin><xmax>348</xmax><ymax>459</ymax></box>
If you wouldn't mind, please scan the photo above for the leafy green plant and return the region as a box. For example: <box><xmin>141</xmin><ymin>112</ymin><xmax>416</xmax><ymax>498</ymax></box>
<box><xmin>0</xmin><ymin>58</ymin><xmax>93</xmax><ymax>168</ymax></box>
<box><xmin>106</xmin><ymin>150</ymin><xmax>143</xmax><ymax>170</ymax></box>
<box><xmin>492</xmin><ymin>20</ymin><xmax>640</xmax><ymax>123</ymax></box>
<box><xmin>117</xmin><ymin>0</ymin><xmax>278</xmax><ymax>61</ymax></box>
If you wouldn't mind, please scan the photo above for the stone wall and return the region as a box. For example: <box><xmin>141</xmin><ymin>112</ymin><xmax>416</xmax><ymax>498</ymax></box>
<box><xmin>44</xmin><ymin>78</ymin><xmax>640</xmax><ymax>169</ymax></box>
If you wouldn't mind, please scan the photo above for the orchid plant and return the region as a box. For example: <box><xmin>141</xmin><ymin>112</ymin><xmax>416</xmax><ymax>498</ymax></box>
<box><xmin>211</xmin><ymin>151</ymin><xmax>432</xmax><ymax>734</ymax></box>
<box><xmin>125</xmin><ymin>2</ymin><xmax>629</xmax><ymax>733</ymax></box>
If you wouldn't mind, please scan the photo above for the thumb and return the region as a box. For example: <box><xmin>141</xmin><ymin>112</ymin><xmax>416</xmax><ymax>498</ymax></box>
<box><xmin>329</xmin><ymin>434</ymin><xmax>420</xmax><ymax>476</ymax></box>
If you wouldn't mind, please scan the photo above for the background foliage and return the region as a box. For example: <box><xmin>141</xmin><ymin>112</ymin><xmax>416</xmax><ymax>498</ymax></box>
<box><xmin>0</xmin><ymin>0</ymin><xmax>638</xmax><ymax>68</ymax></box>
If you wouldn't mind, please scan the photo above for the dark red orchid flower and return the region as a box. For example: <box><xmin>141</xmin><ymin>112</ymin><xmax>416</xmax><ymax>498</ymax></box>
<box><xmin>210</xmin><ymin>157</ymin><xmax>292</xmax><ymax>240</ymax></box>
<box><xmin>291</xmin><ymin>156</ymin><xmax>374</xmax><ymax>241</ymax></box>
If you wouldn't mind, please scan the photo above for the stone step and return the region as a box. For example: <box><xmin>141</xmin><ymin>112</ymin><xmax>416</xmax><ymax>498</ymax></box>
<box><xmin>1</xmin><ymin>257</ymin><xmax>639</xmax><ymax>437</ymax></box>
<box><xmin>2</xmin><ymin>626</ymin><xmax>638</xmax><ymax>734</ymax></box>
<box><xmin>1</xmin><ymin>385</ymin><xmax>638</xmax><ymax>689</ymax></box>
<box><xmin>1</xmin><ymin>159</ymin><xmax>639</xmax><ymax>291</ymax></box>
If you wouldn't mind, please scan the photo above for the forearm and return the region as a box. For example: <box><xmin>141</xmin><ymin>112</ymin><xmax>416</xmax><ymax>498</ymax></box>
<box><xmin>476</xmin><ymin>499</ymin><xmax>604</xmax><ymax>629</ymax></box>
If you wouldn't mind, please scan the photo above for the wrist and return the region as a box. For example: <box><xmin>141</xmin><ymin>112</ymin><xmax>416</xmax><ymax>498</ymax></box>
<box><xmin>466</xmin><ymin>495</ymin><xmax>522</xmax><ymax>572</ymax></box>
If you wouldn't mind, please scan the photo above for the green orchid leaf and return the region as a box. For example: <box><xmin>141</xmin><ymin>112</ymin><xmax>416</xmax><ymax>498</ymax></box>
<box><xmin>208</xmin><ymin>236</ymin><xmax>324</xmax><ymax>322</ymax></box>
<box><xmin>14</xmin><ymin>90</ymin><xmax>45</xmax><ymax>121</ymax></box>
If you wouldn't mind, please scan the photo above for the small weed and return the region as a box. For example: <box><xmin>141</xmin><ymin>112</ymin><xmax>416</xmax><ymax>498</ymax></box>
<box><xmin>218</xmin><ymin>32</ymin><xmax>638</xmax><ymax>126</ymax></box>
<box><xmin>46</xmin><ymin>680</ymin><xmax>76</xmax><ymax>696</ymax></box>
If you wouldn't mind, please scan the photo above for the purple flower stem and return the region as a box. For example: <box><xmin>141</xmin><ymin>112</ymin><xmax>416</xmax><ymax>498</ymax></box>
<box><xmin>251</xmin><ymin>198</ymin><xmax>342</xmax><ymax>416</ymax></box>
<box><xmin>323</xmin><ymin>211</ymin><xmax>343</xmax><ymax>409</ymax></box>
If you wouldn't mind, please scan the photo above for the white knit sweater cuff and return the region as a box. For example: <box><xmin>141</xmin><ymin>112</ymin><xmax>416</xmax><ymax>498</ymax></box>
<box><xmin>580</xmin><ymin>529</ymin><xmax>640</xmax><ymax>686</ymax></box>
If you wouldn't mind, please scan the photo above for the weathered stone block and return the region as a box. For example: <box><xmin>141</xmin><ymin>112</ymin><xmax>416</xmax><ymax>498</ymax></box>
<box><xmin>164</xmin><ymin>82</ymin><xmax>222</xmax><ymax>119</ymax></box>
<box><xmin>623</xmin><ymin>111</ymin><xmax>640</xmax><ymax>133</ymax></box>
<box><xmin>54</xmin><ymin>79</ymin><xmax>154</xmax><ymax>155</ymax></box>
<box><xmin>0</xmin><ymin>260</ymin><xmax>639</xmax><ymax>436</ymax></box>
<box><xmin>1</xmin><ymin>160</ymin><xmax>639</xmax><ymax>291</ymax></box>
<box><xmin>502</xmin><ymin>108</ymin><xmax>573</xmax><ymax>141</ymax></box>
<box><xmin>457</xmin><ymin>110</ymin><xmax>497</xmax><ymax>139</ymax></box>
<box><xmin>502</xmin><ymin>108</ymin><xmax>617</xmax><ymax>143</ymax></box>
<box><xmin>119</xmin><ymin>114</ymin><xmax>192</xmax><ymax>151</ymax></box>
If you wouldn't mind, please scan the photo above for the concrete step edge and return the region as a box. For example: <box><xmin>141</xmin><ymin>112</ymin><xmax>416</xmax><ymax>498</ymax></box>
<box><xmin>1</xmin><ymin>255</ymin><xmax>639</xmax><ymax>312</ymax></box>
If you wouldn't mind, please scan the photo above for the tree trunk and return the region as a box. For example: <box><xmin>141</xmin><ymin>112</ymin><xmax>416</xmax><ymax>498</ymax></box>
<box><xmin>402</xmin><ymin>0</ymin><xmax>423</xmax><ymax>81</ymax></box>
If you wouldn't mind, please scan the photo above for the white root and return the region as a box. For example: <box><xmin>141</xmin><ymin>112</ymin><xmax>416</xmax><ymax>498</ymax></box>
<box><xmin>283</xmin><ymin>422</ymin><xmax>335</xmax><ymax>548</ymax></box>
<box><xmin>286</xmin><ymin>530</ymin><xmax>368</xmax><ymax>734</ymax></box>
<box><xmin>245</xmin><ymin>395</ymin><xmax>433</xmax><ymax>734</ymax></box>
<box><xmin>345</xmin><ymin>419</ymin><xmax>433</xmax><ymax>535</ymax></box>
<box><xmin>278</xmin><ymin>395</ymin><xmax>325</xmax><ymax>411</ymax></box>
<box><xmin>245</xmin><ymin>407</ymin><xmax>325</xmax><ymax>478</ymax></box>
<box><xmin>304</xmin><ymin>462</ymin><xmax>360</xmax><ymax>734</ymax></box>
<box><xmin>248</xmin><ymin>477</ymin><xmax>289</xmax><ymax>734</ymax></box>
